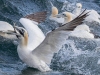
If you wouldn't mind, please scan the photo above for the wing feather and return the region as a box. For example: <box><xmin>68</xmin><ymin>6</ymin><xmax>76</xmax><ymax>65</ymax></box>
<box><xmin>32</xmin><ymin>10</ymin><xmax>89</xmax><ymax>64</ymax></box>
<box><xmin>24</xmin><ymin>11</ymin><xmax>47</xmax><ymax>23</ymax></box>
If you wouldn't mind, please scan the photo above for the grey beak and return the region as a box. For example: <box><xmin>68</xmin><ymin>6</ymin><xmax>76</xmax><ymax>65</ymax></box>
<box><xmin>14</xmin><ymin>26</ymin><xmax>24</xmax><ymax>37</ymax></box>
<box><xmin>6</xmin><ymin>26</ymin><xmax>20</xmax><ymax>36</ymax></box>
<box><xmin>14</xmin><ymin>26</ymin><xmax>21</xmax><ymax>33</ymax></box>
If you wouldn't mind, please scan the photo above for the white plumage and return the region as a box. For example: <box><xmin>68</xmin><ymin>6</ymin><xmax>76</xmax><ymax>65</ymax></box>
<box><xmin>0</xmin><ymin>21</ymin><xmax>16</xmax><ymax>39</ymax></box>
<box><xmin>70</xmin><ymin>24</ymin><xmax>94</xmax><ymax>38</ymax></box>
<box><xmin>19</xmin><ymin>18</ymin><xmax>45</xmax><ymax>51</ymax></box>
<box><xmin>14</xmin><ymin>11</ymin><xmax>87</xmax><ymax>72</ymax></box>
<box><xmin>49</xmin><ymin>2</ymin><xmax>64</xmax><ymax>23</ymax></box>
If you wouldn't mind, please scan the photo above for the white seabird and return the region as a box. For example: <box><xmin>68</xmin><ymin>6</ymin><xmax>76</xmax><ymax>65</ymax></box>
<box><xmin>57</xmin><ymin>11</ymin><xmax>73</xmax><ymax>24</ymax></box>
<box><xmin>49</xmin><ymin>2</ymin><xmax>64</xmax><ymax>23</ymax></box>
<box><xmin>6</xmin><ymin>10</ymin><xmax>88</xmax><ymax>72</ymax></box>
<box><xmin>72</xmin><ymin>3</ymin><xmax>82</xmax><ymax>16</ymax></box>
<box><xmin>56</xmin><ymin>4</ymin><xmax>85</xmax><ymax>24</ymax></box>
<box><xmin>0</xmin><ymin>21</ymin><xmax>17</xmax><ymax>39</ymax></box>
<box><xmin>57</xmin><ymin>10</ymin><xmax>94</xmax><ymax>38</ymax></box>
<box><xmin>0</xmin><ymin>11</ymin><xmax>47</xmax><ymax>48</ymax></box>
<box><xmin>70</xmin><ymin>24</ymin><xmax>94</xmax><ymax>38</ymax></box>
<box><xmin>61</xmin><ymin>2</ymin><xmax>82</xmax><ymax>21</ymax></box>
<box><xmin>73</xmin><ymin>3</ymin><xmax>100</xmax><ymax>23</ymax></box>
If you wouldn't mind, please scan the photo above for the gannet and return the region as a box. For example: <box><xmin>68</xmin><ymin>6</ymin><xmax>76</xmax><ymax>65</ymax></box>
<box><xmin>0</xmin><ymin>11</ymin><xmax>47</xmax><ymax>49</ymax></box>
<box><xmin>7</xmin><ymin>10</ymin><xmax>88</xmax><ymax>72</ymax></box>
<box><xmin>49</xmin><ymin>2</ymin><xmax>64</xmax><ymax>23</ymax></box>
<box><xmin>61</xmin><ymin>2</ymin><xmax>82</xmax><ymax>21</ymax></box>
<box><xmin>73</xmin><ymin>3</ymin><xmax>100</xmax><ymax>23</ymax></box>
<box><xmin>72</xmin><ymin>3</ymin><xmax>82</xmax><ymax>16</ymax></box>
<box><xmin>70</xmin><ymin>24</ymin><xmax>94</xmax><ymax>38</ymax></box>
<box><xmin>57</xmin><ymin>10</ymin><xmax>94</xmax><ymax>38</ymax></box>
<box><xmin>57</xmin><ymin>11</ymin><xmax>75</xmax><ymax>24</ymax></box>
<box><xmin>57</xmin><ymin>4</ymin><xmax>83</xmax><ymax>24</ymax></box>
<box><xmin>0</xmin><ymin>11</ymin><xmax>47</xmax><ymax>39</ymax></box>
<box><xmin>0</xmin><ymin>21</ymin><xmax>17</xmax><ymax>39</ymax></box>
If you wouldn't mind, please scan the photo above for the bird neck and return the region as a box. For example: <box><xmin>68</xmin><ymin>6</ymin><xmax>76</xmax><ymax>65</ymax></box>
<box><xmin>74</xmin><ymin>8</ymin><xmax>81</xmax><ymax>16</ymax></box>
<box><xmin>19</xmin><ymin>33</ymin><xmax>28</xmax><ymax>48</ymax></box>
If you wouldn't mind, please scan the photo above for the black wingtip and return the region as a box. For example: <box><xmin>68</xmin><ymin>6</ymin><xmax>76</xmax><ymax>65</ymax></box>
<box><xmin>61</xmin><ymin>9</ymin><xmax>90</xmax><ymax>31</ymax></box>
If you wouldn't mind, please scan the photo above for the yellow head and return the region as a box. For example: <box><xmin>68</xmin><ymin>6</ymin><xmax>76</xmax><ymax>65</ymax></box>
<box><xmin>50</xmin><ymin>1</ymin><xmax>58</xmax><ymax>17</ymax></box>
<box><xmin>14</xmin><ymin>26</ymin><xmax>28</xmax><ymax>47</ymax></box>
<box><xmin>52</xmin><ymin>6</ymin><xmax>58</xmax><ymax>17</ymax></box>
<box><xmin>61</xmin><ymin>12</ymin><xmax>72</xmax><ymax>22</ymax></box>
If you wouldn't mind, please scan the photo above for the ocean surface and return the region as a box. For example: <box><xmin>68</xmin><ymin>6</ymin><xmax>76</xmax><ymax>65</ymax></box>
<box><xmin>0</xmin><ymin>0</ymin><xmax>100</xmax><ymax>75</ymax></box>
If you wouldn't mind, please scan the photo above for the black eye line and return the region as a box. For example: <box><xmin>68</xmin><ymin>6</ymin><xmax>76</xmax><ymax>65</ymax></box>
<box><xmin>19</xmin><ymin>29</ymin><xmax>24</xmax><ymax>37</ymax></box>
<box><xmin>62</xmin><ymin>13</ymin><xmax>66</xmax><ymax>16</ymax></box>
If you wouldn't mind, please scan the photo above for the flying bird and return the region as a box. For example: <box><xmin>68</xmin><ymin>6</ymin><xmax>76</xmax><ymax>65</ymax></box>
<box><xmin>57</xmin><ymin>9</ymin><xmax>94</xmax><ymax>38</ymax></box>
<box><xmin>6</xmin><ymin>10</ymin><xmax>88</xmax><ymax>72</ymax></box>
<box><xmin>59</xmin><ymin>3</ymin><xmax>83</xmax><ymax>24</ymax></box>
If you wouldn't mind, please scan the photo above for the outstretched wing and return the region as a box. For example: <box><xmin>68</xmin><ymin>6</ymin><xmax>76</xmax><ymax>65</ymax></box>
<box><xmin>32</xmin><ymin>10</ymin><xmax>89</xmax><ymax>64</ymax></box>
<box><xmin>24</xmin><ymin>11</ymin><xmax>47</xmax><ymax>23</ymax></box>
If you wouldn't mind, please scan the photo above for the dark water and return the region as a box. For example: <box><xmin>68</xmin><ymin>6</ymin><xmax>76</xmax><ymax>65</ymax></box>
<box><xmin>0</xmin><ymin>0</ymin><xmax>100</xmax><ymax>75</ymax></box>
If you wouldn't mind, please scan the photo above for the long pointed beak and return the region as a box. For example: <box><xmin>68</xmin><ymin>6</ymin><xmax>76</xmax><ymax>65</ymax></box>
<box><xmin>6</xmin><ymin>26</ymin><xmax>20</xmax><ymax>35</ymax></box>
<box><xmin>6</xmin><ymin>31</ymin><xmax>17</xmax><ymax>35</ymax></box>
<box><xmin>13</xmin><ymin>26</ymin><xmax>21</xmax><ymax>33</ymax></box>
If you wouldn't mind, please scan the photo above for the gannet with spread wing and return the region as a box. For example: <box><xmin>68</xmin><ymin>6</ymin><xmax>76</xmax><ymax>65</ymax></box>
<box><xmin>0</xmin><ymin>11</ymin><xmax>47</xmax><ymax>49</ymax></box>
<box><xmin>7</xmin><ymin>10</ymin><xmax>88</xmax><ymax>72</ymax></box>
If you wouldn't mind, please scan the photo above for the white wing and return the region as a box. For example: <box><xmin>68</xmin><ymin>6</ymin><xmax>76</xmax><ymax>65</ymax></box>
<box><xmin>19</xmin><ymin>11</ymin><xmax>47</xmax><ymax>51</ymax></box>
<box><xmin>19</xmin><ymin>18</ymin><xmax>45</xmax><ymax>51</ymax></box>
<box><xmin>0</xmin><ymin>21</ymin><xmax>17</xmax><ymax>39</ymax></box>
<box><xmin>32</xmin><ymin>12</ymin><xmax>88</xmax><ymax>64</ymax></box>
